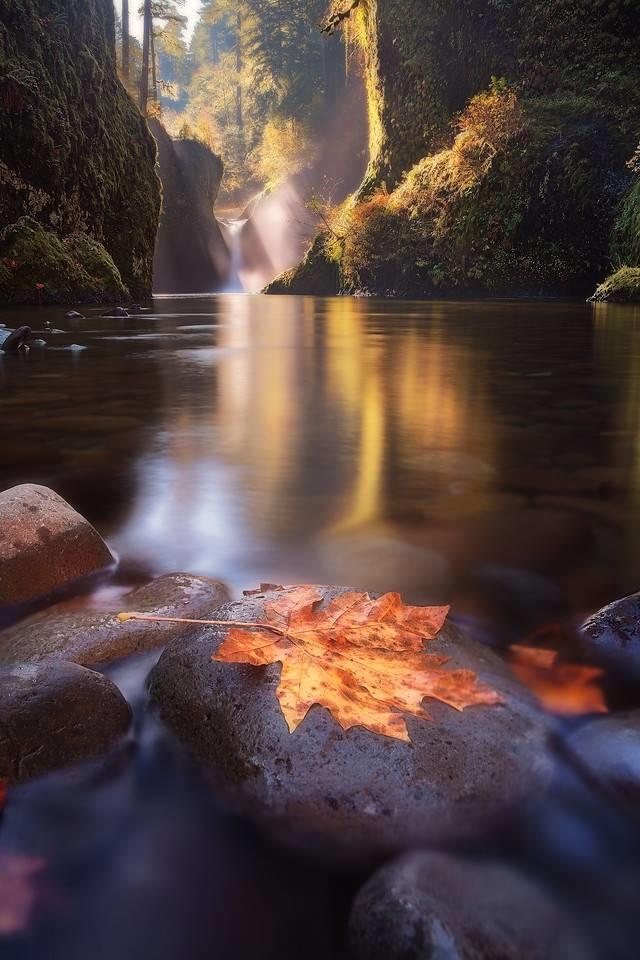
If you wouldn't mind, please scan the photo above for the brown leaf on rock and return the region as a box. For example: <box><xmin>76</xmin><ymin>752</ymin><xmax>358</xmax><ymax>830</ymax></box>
<box><xmin>509</xmin><ymin>644</ymin><xmax>607</xmax><ymax>716</ymax></box>
<box><xmin>213</xmin><ymin>586</ymin><xmax>503</xmax><ymax>742</ymax></box>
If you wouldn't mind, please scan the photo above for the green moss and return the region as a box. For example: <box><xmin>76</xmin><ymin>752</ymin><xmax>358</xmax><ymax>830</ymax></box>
<box><xmin>0</xmin><ymin>0</ymin><xmax>160</xmax><ymax>301</ymax></box>
<box><xmin>265</xmin><ymin>234</ymin><xmax>340</xmax><ymax>295</ymax></box>
<box><xmin>590</xmin><ymin>267</ymin><xmax>640</xmax><ymax>303</ymax></box>
<box><xmin>612</xmin><ymin>178</ymin><xmax>640</xmax><ymax>267</ymax></box>
<box><xmin>0</xmin><ymin>217</ymin><xmax>127</xmax><ymax>303</ymax></box>
<box><xmin>335</xmin><ymin>92</ymin><xmax>627</xmax><ymax>296</ymax></box>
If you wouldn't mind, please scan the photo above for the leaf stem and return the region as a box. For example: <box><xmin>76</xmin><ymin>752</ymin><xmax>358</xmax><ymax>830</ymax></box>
<box><xmin>118</xmin><ymin>612</ymin><xmax>285</xmax><ymax>635</ymax></box>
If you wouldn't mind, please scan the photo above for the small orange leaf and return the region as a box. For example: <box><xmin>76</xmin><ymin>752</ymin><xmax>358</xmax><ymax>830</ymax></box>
<box><xmin>509</xmin><ymin>644</ymin><xmax>607</xmax><ymax>716</ymax></box>
<box><xmin>213</xmin><ymin>586</ymin><xmax>503</xmax><ymax>742</ymax></box>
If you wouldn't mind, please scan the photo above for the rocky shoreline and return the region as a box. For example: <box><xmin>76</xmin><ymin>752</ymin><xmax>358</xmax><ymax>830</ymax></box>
<box><xmin>1</xmin><ymin>483</ymin><xmax>640</xmax><ymax>957</ymax></box>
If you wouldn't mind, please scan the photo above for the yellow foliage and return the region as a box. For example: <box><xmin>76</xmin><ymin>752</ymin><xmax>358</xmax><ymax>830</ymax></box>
<box><xmin>250</xmin><ymin>117</ymin><xmax>315</xmax><ymax>187</ymax></box>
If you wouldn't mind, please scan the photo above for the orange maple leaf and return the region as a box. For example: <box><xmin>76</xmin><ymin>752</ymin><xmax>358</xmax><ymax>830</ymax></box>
<box><xmin>213</xmin><ymin>586</ymin><xmax>503</xmax><ymax>742</ymax></box>
<box><xmin>509</xmin><ymin>645</ymin><xmax>607</xmax><ymax>716</ymax></box>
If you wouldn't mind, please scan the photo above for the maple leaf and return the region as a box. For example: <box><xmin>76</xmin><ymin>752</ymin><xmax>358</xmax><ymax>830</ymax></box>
<box><xmin>213</xmin><ymin>587</ymin><xmax>503</xmax><ymax>742</ymax></box>
<box><xmin>509</xmin><ymin>644</ymin><xmax>607</xmax><ymax>716</ymax></box>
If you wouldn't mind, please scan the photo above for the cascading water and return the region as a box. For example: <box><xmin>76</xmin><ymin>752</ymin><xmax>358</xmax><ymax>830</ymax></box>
<box><xmin>219</xmin><ymin>219</ymin><xmax>248</xmax><ymax>292</ymax></box>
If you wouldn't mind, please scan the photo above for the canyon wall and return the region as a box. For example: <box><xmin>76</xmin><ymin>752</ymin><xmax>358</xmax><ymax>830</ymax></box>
<box><xmin>0</xmin><ymin>0</ymin><xmax>160</xmax><ymax>303</ymax></box>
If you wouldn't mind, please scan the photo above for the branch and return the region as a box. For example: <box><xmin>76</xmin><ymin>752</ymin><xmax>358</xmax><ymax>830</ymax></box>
<box><xmin>320</xmin><ymin>0</ymin><xmax>362</xmax><ymax>36</ymax></box>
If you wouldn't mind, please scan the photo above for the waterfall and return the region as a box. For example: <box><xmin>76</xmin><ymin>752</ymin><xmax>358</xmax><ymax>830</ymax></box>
<box><xmin>219</xmin><ymin>218</ymin><xmax>248</xmax><ymax>292</ymax></box>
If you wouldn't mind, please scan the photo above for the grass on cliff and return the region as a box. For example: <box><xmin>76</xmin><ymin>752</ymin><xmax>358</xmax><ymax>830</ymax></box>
<box><xmin>591</xmin><ymin>267</ymin><xmax>640</xmax><ymax>303</ymax></box>
<box><xmin>326</xmin><ymin>84</ymin><xmax>628</xmax><ymax>297</ymax></box>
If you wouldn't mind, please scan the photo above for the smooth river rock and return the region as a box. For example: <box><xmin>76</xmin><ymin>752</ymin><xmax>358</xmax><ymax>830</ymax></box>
<box><xmin>0</xmin><ymin>660</ymin><xmax>131</xmax><ymax>784</ymax></box>
<box><xmin>0</xmin><ymin>573</ymin><xmax>231</xmax><ymax>668</ymax></box>
<box><xmin>349</xmin><ymin>851</ymin><xmax>593</xmax><ymax>960</ymax></box>
<box><xmin>580</xmin><ymin>592</ymin><xmax>640</xmax><ymax>688</ymax></box>
<box><xmin>568</xmin><ymin>711</ymin><xmax>640</xmax><ymax>801</ymax></box>
<box><xmin>150</xmin><ymin>586</ymin><xmax>552</xmax><ymax>865</ymax></box>
<box><xmin>0</xmin><ymin>484</ymin><xmax>115</xmax><ymax>613</ymax></box>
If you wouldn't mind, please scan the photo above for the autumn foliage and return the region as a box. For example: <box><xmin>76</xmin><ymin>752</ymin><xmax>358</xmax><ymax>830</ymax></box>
<box><xmin>213</xmin><ymin>586</ymin><xmax>502</xmax><ymax>741</ymax></box>
<box><xmin>509</xmin><ymin>645</ymin><xmax>607</xmax><ymax>716</ymax></box>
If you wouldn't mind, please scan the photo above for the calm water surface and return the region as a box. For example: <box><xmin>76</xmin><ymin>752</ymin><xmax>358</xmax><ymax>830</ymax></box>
<box><xmin>2</xmin><ymin>295</ymin><xmax>640</xmax><ymax>959</ymax></box>
<box><xmin>2</xmin><ymin>294</ymin><xmax>640</xmax><ymax>637</ymax></box>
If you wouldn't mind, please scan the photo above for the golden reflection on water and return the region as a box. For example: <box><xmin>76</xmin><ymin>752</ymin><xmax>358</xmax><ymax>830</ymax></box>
<box><xmin>0</xmin><ymin>295</ymin><xmax>637</xmax><ymax>636</ymax></box>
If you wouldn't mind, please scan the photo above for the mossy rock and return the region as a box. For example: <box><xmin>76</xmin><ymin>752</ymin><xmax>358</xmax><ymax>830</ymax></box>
<box><xmin>265</xmin><ymin>234</ymin><xmax>340</xmax><ymax>296</ymax></box>
<box><xmin>590</xmin><ymin>267</ymin><xmax>640</xmax><ymax>303</ymax></box>
<box><xmin>0</xmin><ymin>217</ymin><xmax>127</xmax><ymax>303</ymax></box>
<box><xmin>612</xmin><ymin>178</ymin><xmax>640</xmax><ymax>267</ymax></box>
<box><xmin>0</xmin><ymin>0</ymin><xmax>160</xmax><ymax>300</ymax></box>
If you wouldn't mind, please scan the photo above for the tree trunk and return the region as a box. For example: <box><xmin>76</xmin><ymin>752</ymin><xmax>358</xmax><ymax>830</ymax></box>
<box><xmin>235</xmin><ymin>11</ymin><xmax>244</xmax><ymax>144</ymax></box>
<box><xmin>139</xmin><ymin>0</ymin><xmax>152</xmax><ymax>113</ymax></box>
<box><xmin>122</xmin><ymin>0</ymin><xmax>130</xmax><ymax>81</ymax></box>
<box><xmin>151</xmin><ymin>26</ymin><xmax>158</xmax><ymax>102</ymax></box>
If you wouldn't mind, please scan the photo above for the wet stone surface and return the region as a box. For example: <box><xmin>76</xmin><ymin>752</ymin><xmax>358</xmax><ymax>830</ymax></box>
<box><xmin>349</xmin><ymin>851</ymin><xmax>594</xmax><ymax>960</ymax></box>
<box><xmin>0</xmin><ymin>573</ymin><xmax>231</xmax><ymax>668</ymax></box>
<box><xmin>150</xmin><ymin>586</ymin><xmax>553</xmax><ymax>866</ymax></box>
<box><xmin>0</xmin><ymin>659</ymin><xmax>131</xmax><ymax>784</ymax></box>
<box><xmin>568</xmin><ymin>711</ymin><xmax>640</xmax><ymax>801</ymax></box>
<box><xmin>0</xmin><ymin>484</ymin><xmax>115</xmax><ymax>614</ymax></box>
<box><xmin>580</xmin><ymin>593</ymin><xmax>640</xmax><ymax>687</ymax></box>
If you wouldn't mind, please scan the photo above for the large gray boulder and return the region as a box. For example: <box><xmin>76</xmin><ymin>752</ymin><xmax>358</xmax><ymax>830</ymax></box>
<box><xmin>0</xmin><ymin>573</ymin><xmax>231</xmax><ymax>668</ymax></box>
<box><xmin>150</xmin><ymin>586</ymin><xmax>552</xmax><ymax>866</ymax></box>
<box><xmin>0</xmin><ymin>484</ymin><xmax>115</xmax><ymax>613</ymax></box>
<box><xmin>349</xmin><ymin>851</ymin><xmax>593</xmax><ymax>960</ymax></box>
<box><xmin>0</xmin><ymin>659</ymin><xmax>131</xmax><ymax>784</ymax></box>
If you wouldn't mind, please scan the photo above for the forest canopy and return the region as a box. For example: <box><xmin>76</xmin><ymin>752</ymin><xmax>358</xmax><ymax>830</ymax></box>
<box><xmin>117</xmin><ymin>0</ymin><xmax>354</xmax><ymax>201</ymax></box>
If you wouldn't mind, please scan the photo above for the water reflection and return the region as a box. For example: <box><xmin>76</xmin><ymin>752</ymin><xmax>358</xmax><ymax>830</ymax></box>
<box><xmin>0</xmin><ymin>296</ymin><xmax>639</xmax><ymax>642</ymax></box>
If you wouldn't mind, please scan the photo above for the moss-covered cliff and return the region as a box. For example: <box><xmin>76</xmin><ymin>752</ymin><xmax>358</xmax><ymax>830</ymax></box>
<box><xmin>270</xmin><ymin>0</ymin><xmax>640</xmax><ymax>298</ymax></box>
<box><xmin>0</xmin><ymin>0</ymin><xmax>160</xmax><ymax>303</ymax></box>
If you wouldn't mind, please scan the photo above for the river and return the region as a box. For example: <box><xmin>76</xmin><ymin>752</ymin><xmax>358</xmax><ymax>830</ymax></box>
<box><xmin>2</xmin><ymin>294</ymin><xmax>640</xmax><ymax>958</ymax></box>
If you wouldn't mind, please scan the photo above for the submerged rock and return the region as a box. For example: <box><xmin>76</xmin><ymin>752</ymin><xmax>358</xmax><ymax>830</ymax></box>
<box><xmin>150</xmin><ymin>586</ymin><xmax>552</xmax><ymax>865</ymax></box>
<box><xmin>349</xmin><ymin>851</ymin><xmax>593</xmax><ymax>960</ymax></box>
<box><xmin>0</xmin><ymin>573</ymin><xmax>230</xmax><ymax>668</ymax></box>
<box><xmin>101</xmin><ymin>307</ymin><xmax>129</xmax><ymax>318</ymax></box>
<box><xmin>65</xmin><ymin>310</ymin><xmax>84</xmax><ymax>319</ymax></box>
<box><xmin>0</xmin><ymin>659</ymin><xmax>131</xmax><ymax>784</ymax></box>
<box><xmin>0</xmin><ymin>484</ymin><xmax>115</xmax><ymax>613</ymax></box>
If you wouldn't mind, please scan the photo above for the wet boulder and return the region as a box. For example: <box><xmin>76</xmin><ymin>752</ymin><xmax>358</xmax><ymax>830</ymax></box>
<box><xmin>0</xmin><ymin>573</ymin><xmax>230</xmax><ymax>668</ymax></box>
<box><xmin>568</xmin><ymin>711</ymin><xmax>640</xmax><ymax>802</ymax></box>
<box><xmin>0</xmin><ymin>484</ymin><xmax>115</xmax><ymax>614</ymax></box>
<box><xmin>349</xmin><ymin>851</ymin><xmax>593</xmax><ymax>960</ymax></box>
<box><xmin>580</xmin><ymin>592</ymin><xmax>640</xmax><ymax>689</ymax></box>
<box><xmin>0</xmin><ymin>659</ymin><xmax>131</xmax><ymax>784</ymax></box>
<box><xmin>1</xmin><ymin>325</ymin><xmax>31</xmax><ymax>353</ymax></box>
<box><xmin>101</xmin><ymin>307</ymin><xmax>129</xmax><ymax>318</ymax></box>
<box><xmin>65</xmin><ymin>311</ymin><xmax>84</xmax><ymax>319</ymax></box>
<box><xmin>150</xmin><ymin>586</ymin><xmax>552</xmax><ymax>866</ymax></box>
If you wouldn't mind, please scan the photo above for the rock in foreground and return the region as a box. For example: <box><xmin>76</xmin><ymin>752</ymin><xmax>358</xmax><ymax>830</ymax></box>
<box><xmin>0</xmin><ymin>485</ymin><xmax>115</xmax><ymax>614</ymax></box>
<box><xmin>580</xmin><ymin>592</ymin><xmax>640</xmax><ymax>687</ymax></box>
<box><xmin>349</xmin><ymin>851</ymin><xmax>593</xmax><ymax>960</ymax></box>
<box><xmin>150</xmin><ymin>586</ymin><xmax>552</xmax><ymax>865</ymax></box>
<box><xmin>568</xmin><ymin>711</ymin><xmax>640</xmax><ymax>801</ymax></box>
<box><xmin>0</xmin><ymin>573</ymin><xmax>231</xmax><ymax>668</ymax></box>
<box><xmin>0</xmin><ymin>660</ymin><xmax>131</xmax><ymax>784</ymax></box>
